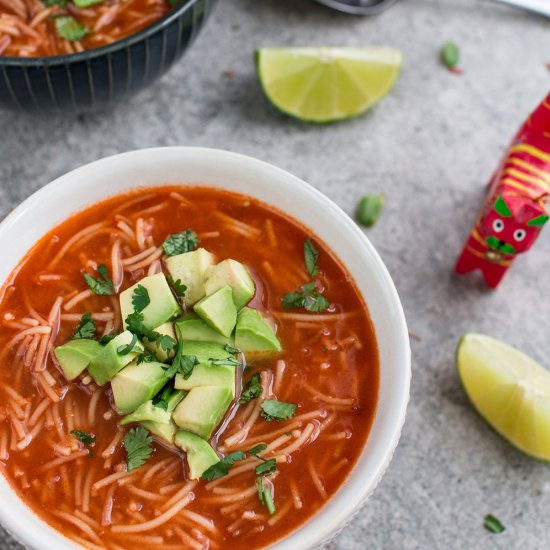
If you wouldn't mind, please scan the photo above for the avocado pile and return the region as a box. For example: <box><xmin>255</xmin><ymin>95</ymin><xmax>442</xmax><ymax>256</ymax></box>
<box><xmin>53</xmin><ymin>248</ymin><xmax>282</xmax><ymax>479</ymax></box>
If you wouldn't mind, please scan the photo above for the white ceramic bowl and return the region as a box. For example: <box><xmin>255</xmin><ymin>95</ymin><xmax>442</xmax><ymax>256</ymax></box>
<box><xmin>0</xmin><ymin>148</ymin><xmax>410</xmax><ymax>549</ymax></box>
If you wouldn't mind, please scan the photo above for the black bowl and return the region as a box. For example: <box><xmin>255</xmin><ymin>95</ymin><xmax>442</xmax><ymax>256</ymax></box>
<box><xmin>0</xmin><ymin>0</ymin><xmax>217</xmax><ymax>114</ymax></box>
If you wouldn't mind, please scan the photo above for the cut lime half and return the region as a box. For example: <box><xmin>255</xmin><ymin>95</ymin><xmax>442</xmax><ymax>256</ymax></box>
<box><xmin>457</xmin><ymin>333</ymin><xmax>550</xmax><ymax>461</ymax></box>
<box><xmin>256</xmin><ymin>47</ymin><xmax>402</xmax><ymax>123</ymax></box>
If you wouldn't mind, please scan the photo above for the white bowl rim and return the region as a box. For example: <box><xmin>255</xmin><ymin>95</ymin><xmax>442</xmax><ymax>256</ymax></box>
<box><xmin>0</xmin><ymin>147</ymin><xmax>411</xmax><ymax>550</ymax></box>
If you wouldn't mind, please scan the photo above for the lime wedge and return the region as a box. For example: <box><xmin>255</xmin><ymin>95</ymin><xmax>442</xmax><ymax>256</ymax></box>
<box><xmin>256</xmin><ymin>47</ymin><xmax>402</xmax><ymax>123</ymax></box>
<box><xmin>457</xmin><ymin>333</ymin><xmax>550</xmax><ymax>460</ymax></box>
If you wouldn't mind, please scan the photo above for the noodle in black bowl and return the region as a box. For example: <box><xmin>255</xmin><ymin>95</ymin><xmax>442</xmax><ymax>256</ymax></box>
<box><xmin>0</xmin><ymin>0</ymin><xmax>217</xmax><ymax>114</ymax></box>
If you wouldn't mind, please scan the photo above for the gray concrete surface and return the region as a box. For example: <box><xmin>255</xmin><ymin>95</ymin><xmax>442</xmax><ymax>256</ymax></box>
<box><xmin>2</xmin><ymin>0</ymin><xmax>550</xmax><ymax>548</ymax></box>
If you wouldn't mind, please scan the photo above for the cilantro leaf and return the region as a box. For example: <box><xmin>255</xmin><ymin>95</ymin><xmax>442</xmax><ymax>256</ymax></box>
<box><xmin>247</xmin><ymin>443</ymin><xmax>268</xmax><ymax>456</ymax></box>
<box><xmin>70</xmin><ymin>429</ymin><xmax>95</xmax><ymax>446</ymax></box>
<box><xmin>125</xmin><ymin>312</ymin><xmax>176</xmax><ymax>353</ymax></box>
<box><xmin>256</xmin><ymin>458</ymin><xmax>277</xmax><ymax>476</ymax></box>
<box><xmin>54</xmin><ymin>15</ymin><xmax>88</xmax><ymax>42</ymax></box>
<box><xmin>260</xmin><ymin>400</ymin><xmax>297</xmax><ymax>422</ymax></box>
<box><xmin>256</xmin><ymin>477</ymin><xmax>276</xmax><ymax>515</ymax></box>
<box><xmin>174</xmin><ymin>354</ymin><xmax>199</xmax><ymax>380</ymax></box>
<box><xmin>162</xmin><ymin>230</ymin><xmax>199</xmax><ymax>256</ymax></box>
<box><xmin>117</xmin><ymin>333</ymin><xmax>139</xmax><ymax>355</ymax></box>
<box><xmin>153</xmin><ymin>386</ymin><xmax>174</xmax><ymax>411</ymax></box>
<box><xmin>124</xmin><ymin>426</ymin><xmax>153</xmax><ymax>472</ymax></box>
<box><xmin>137</xmin><ymin>350</ymin><xmax>158</xmax><ymax>364</ymax></box>
<box><xmin>70</xmin><ymin>313</ymin><xmax>96</xmax><ymax>340</ymax></box>
<box><xmin>156</xmin><ymin>334</ymin><xmax>177</xmax><ymax>352</ymax></box>
<box><xmin>83</xmin><ymin>264</ymin><xmax>114</xmax><ymax>296</ymax></box>
<box><xmin>239</xmin><ymin>373</ymin><xmax>262</xmax><ymax>404</ymax></box>
<box><xmin>281</xmin><ymin>281</ymin><xmax>329</xmax><ymax>313</ymax></box>
<box><xmin>201</xmin><ymin>451</ymin><xmax>246</xmax><ymax>481</ymax></box>
<box><xmin>132</xmin><ymin>285</ymin><xmax>150</xmax><ymax>313</ymax></box>
<box><xmin>304</xmin><ymin>239</ymin><xmax>319</xmax><ymax>276</ymax></box>
<box><xmin>166</xmin><ymin>275</ymin><xmax>187</xmax><ymax>297</ymax></box>
<box><xmin>224</xmin><ymin>344</ymin><xmax>239</xmax><ymax>354</ymax></box>
<box><xmin>208</xmin><ymin>357</ymin><xmax>241</xmax><ymax>367</ymax></box>
<box><xmin>98</xmin><ymin>334</ymin><xmax>116</xmax><ymax>345</ymax></box>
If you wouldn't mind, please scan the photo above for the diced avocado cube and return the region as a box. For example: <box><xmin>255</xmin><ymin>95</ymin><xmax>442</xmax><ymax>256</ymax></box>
<box><xmin>144</xmin><ymin>321</ymin><xmax>176</xmax><ymax>362</ymax></box>
<box><xmin>111</xmin><ymin>361</ymin><xmax>167</xmax><ymax>414</ymax></box>
<box><xmin>180</xmin><ymin>341</ymin><xmax>233</xmax><ymax>364</ymax></box>
<box><xmin>54</xmin><ymin>339</ymin><xmax>102</xmax><ymax>381</ymax></box>
<box><xmin>175</xmin><ymin>364</ymin><xmax>236</xmax><ymax>398</ymax></box>
<box><xmin>120</xmin><ymin>273</ymin><xmax>181</xmax><ymax>330</ymax></box>
<box><xmin>164</xmin><ymin>389</ymin><xmax>186</xmax><ymax>413</ymax></box>
<box><xmin>175</xmin><ymin>430</ymin><xmax>219</xmax><ymax>480</ymax></box>
<box><xmin>120</xmin><ymin>400</ymin><xmax>172</xmax><ymax>426</ymax></box>
<box><xmin>175</xmin><ymin>314</ymin><xmax>232</xmax><ymax>345</ymax></box>
<box><xmin>172</xmin><ymin>386</ymin><xmax>233</xmax><ymax>439</ymax></box>
<box><xmin>204</xmin><ymin>259</ymin><xmax>255</xmax><ymax>310</ymax></box>
<box><xmin>193</xmin><ymin>286</ymin><xmax>237</xmax><ymax>338</ymax></box>
<box><xmin>88</xmin><ymin>331</ymin><xmax>144</xmax><ymax>386</ymax></box>
<box><xmin>165</xmin><ymin>248</ymin><xmax>215</xmax><ymax>307</ymax></box>
<box><xmin>141</xmin><ymin>420</ymin><xmax>177</xmax><ymax>445</ymax></box>
<box><xmin>235</xmin><ymin>308</ymin><xmax>282</xmax><ymax>356</ymax></box>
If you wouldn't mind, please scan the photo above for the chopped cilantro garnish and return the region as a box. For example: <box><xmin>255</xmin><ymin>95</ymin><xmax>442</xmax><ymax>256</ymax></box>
<box><xmin>131</xmin><ymin>284</ymin><xmax>150</xmax><ymax>313</ymax></box>
<box><xmin>153</xmin><ymin>386</ymin><xmax>174</xmax><ymax>411</ymax></box>
<box><xmin>83</xmin><ymin>264</ymin><xmax>114</xmax><ymax>296</ymax></box>
<box><xmin>137</xmin><ymin>350</ymin><xmax>158</xmax><ymax>364</ymax></box>
<box><xmin>166</xmin><ymin>275</ymin><xmax>187</xmax><ymax>297</ymax></box>
<box><xmin>256</xmin><ymin>477</ymin><xmax>276</xmax><ymax>515</ymax></box>
<box><xmin>208</xmin><ymin>357</ymin><xmax>241</xmax><ymax>367</ymax></box>
<box><xmin>224</xmin><ymin>344</ymin><xmax>240</xmax><ymax>355</ymax></box>
<box><xmin>260</xmin><ymin>400</ymin><xmax>297</xmax><ymax>422</ymax></box>
<box><xmin>201</xmin><ymin>451</ymin><xmax>246</xmax><ymax>481</ymax></box>
<box><xmin>70</xmin><ymin>429</ymin><xmax>95</xmax><ymax>456</ymax></box>
<box><xmin>125</xmin><ymin>312</ymin><xmax>176</xmax><ymax>352</ymax></box>
<box><xmin>162</xmin><ymin>230</ymin><xmax>199</xmax><ymax>256</ymax></box>
<box><xmin>98</xmin><ymin>334</ymin><xmax>116</xmax><ymax>345</ymax></box>
<box><xmin>246</xmin><ymin>443</ymin><xmax>268</xmax><ymax>456</ymax></box>
<box><xmin>256</xmin><ymin>458</ymin><xmax>277</xmax><ymax>476</ymax></box>
<box><xmin>73</xmin><ymin>0</ymin><xmax>104</xmax><ymax>7</ymax></box>
<box><xmin>124</xmin><ymin>426</ymin><xmax>153</xmax><ymax>472</ymax></box>
<box><xmin>117</xmin><ymin>333</ymin><xmax>139</xmax><ymax>355</ymax></box>
<box><xmin>304</xmin><ymin>239</ymin><xmax>319</xmax><ymax>276</ymax></box>
<box><xmin>54</xmin><ymin>15</ymin><xmax>88</xmax><ymax>42</ymax></box>
<box><xmin>156</xmin><ymin>334</ymin><xmax>177</xmax><ymax>352</ymax></box>
<box><xmin>281</xmin><ymin>281</ymin><xmax>329</xmax><ymax>313</ymax></box>
<box><xmin>46</xmin><ymin>0</ymin><xmax>68</xmax><ymax>6</ymax></box>
<box><xmin>322</xmin><ymin>346</ymin><xmax>328</xmax><ymax>353</ymax></box>
<box><xmin>239</xmin><ymin>373</ymin><xmax>262</xmax><ymax>404</ymax></box>
<box><xmin>484</xmin><ymin>514</ymin><xmax>505</xmax><ymax>534</ymax></box>
<box><xmin>70</xmin><ymin>312</ymin><xmax>96</xmax><ymax>340</ymax></box>
<box><xmin>164</xmin><ymin>337</ymin><xmax>198</xmax><ymax>379</ymax></box>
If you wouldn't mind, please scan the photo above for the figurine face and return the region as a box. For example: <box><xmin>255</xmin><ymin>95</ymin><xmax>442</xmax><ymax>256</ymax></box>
<box><xmin>479</xmin><ymin>196</ymin><xmax>548</xmax><ymax>256</ymax></box>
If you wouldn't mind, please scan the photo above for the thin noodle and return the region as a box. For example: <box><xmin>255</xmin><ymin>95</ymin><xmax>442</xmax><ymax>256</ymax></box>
<box><xmin>48</xmin><ymin>222</ymin><xmax>106</xmax><ymax>269</ymax></box>
<box><xmin>39</xmin><ymin>450</ymin><xmax>88</xmax><ymax>471</ymax></box>
<box><xmin>52</xmin><ymin>511</ymin><xmax>104</xmax><ymax>546</ymax></box>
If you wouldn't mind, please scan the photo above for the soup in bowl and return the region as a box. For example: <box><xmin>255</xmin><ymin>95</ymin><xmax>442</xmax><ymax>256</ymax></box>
<box><xmin>0</xmin><ymin>148</ymin><xmax>410</xmax><ymax>549</ymax></box>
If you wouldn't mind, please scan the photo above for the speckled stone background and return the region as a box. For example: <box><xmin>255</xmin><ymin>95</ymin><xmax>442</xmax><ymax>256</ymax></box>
<box><xmin>1</xmin><ymin>0</ymin><xmax>550</xmax><ymax>548</ymax></box>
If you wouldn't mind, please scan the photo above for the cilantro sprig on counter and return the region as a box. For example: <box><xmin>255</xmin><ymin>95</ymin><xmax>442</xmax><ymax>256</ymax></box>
<box><xmin>83</xmin><ymin>264</ymin><xmax>115</xmax><ymax>296</ymax></box>
<box><xmin>162</xmin><ymin>230</ymin><xmax>199</xmax><ymax>256</ymax></box>
<box><xmin>124</xmin><ymin>426</ymin><xmax>153</xmax><ymax>472</ymax></box>
<box><xmin>70</xmin><ymin>312</ymin><xmax>96</xmax><ymax>340</ymax></box>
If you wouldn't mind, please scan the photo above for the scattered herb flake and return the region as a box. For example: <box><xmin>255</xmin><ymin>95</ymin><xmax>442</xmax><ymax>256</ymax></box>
<box><xmin>124</xmin><ymin>426</ymin><xmax>153</xmax><ymax>472</ymax></box>
<box><xmin>165</xmin><ymin>338</ymin><xmax>198</xmax><ymax>379</ymax></box>
<box><xmin>322</xmin><ymin>346</ymin><xmax>328</xmax><ymax>353</ymax></box>
<box><xmin>156</xmin><ymin>334</ymin><xmax>177</xmax><ymax>352</ymax></box>
<box><xmin>224</xmin><ymin>344</ymin><xmax>240</xmax><ymax>355</ymax></box>
<box><xmin>73</xmin><ymin>0</ymin><xmax>104</xmax><ymax>7</ymax></box>
<box><xmin>208</xmin><ymin>357</ymin><xmax>241</xmax><ymax>367</ymax></box>
<box><xmin>126</xmin><ymin>312</ymin><xmax>160</xmax><ymax>342</ymax></box>
<box><xmin>137</xmin><ymin>350</ymin><xmax>158</xmax><ymax>364</ymax></box>
<box><xmin>201</xmin><ymin>451</ymin><xmax>246</xmax><ymax>481</ymax></box>
<box><xmin>256</xmin><ymin>477</ymin><xmax>276</xmax><ymax>515</ymax></box>
<box><xmin>70</xmin><ymin>312</ymin><xmax>96</xmax><ymax>340</ymax></box>
<box><xmin>239</xmin><ymin>373</ymin><xmax>262</xmax><ymax>404</ymax></box>
<box><xmin>260</xmin><ymin>400</ymin><xmax>297</xmax><ymax>422</ymax></box>
<box><xmin>83</xmin><ymin>264</ymin><xmax>115</xmax><ymax>295</ymax></box>
<box><xmin>46</xmin><ymin>0</ymin><xmax>68</xmax><ymax>6</ymax></box>
<box><xmin>153</xmin><ymin>386</ymin><xmax>174</xmax><ymax>411</ymax></box>
<box><xmin>484</xmin><ymin>514</ymin><xmax>505</xmax><ymax>534</ymax></box>
<box><xmin>166</xmin><ymin>275</ymin><xmax>187</xmax><ymax>297</ymax></box>
<box><xmin>54</xmin><ymin>15</ymin><xmax>88</xmax><ymax>42</ymax></box>
<box><xmin>98</xmin><ymin>334</ymin><xmax>116</xmax><ymax>345</ymax></box>
<box><xmin>132</xmin><ymin>284</ymin><xmax>150</xmax><ymax>313</ymax></box>
<box><xmin>304</xmin><ymin>239</ymin><xmax>319</xmax><ymax>276</ymax></box>
<box><xmin>117</xmin><ymin>333</ymin><xmax>139</xmax><ymax>355</ymax></box>
<box><xmin>441</xmin><ymin>41</ymin><xmax>460</xmax><ymax>70</ymax></box>
<box><xmin>356</xmin><ymin>193</ymin><xmax>385</xmax><ymax>228</ymax></box>
<box><xmin>255</xmin><ymin>458</ymin><xmax>277</xmax><ymax>476</ymax></box>
<box><xmin>281</xmin><ymin>281</ymin><xmax>329</xmax><ymax>313</ymax></box>
<box><xmin>246</xmin><ymin>443</ymin><xmax>268</xmax><ymax>456</ymax></box>
<box><xmin>162</xmin><ymin>230</ymin><xmax>199</xmax><ymax>256</ymax></box>
<box><xmin>70</xmin><ymin>429</ymin><xmax>95</xmax><ymax>446</ymax></box>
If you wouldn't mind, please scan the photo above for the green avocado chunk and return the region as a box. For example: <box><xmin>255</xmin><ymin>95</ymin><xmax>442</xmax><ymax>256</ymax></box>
<box><xmin>172</xmin><ymin>386</ymin><xmax>233</xmax><ymax>439</ymax></box>
<box><xmin>235</xmin><ymin>307</ymin><xmax>282</xmax><ymax>355</ymax></box>
<box><xmin>54</xmin><ymin>339</ymin><xmax>102</xmax><ymax>381</ymax></box>
<box><xmin>141</xmin><ymin>420</ymin><xmax>177</xmax><ymax>445</ymax></box>
<box><xmin>204</xmin><ymin>259</ymin><xmax>255</xmax><ymax>310</ymax></box>
<box><xmin>175</xmin><ymin>430</ymin><xmax>219</xmax><ymax>480</ymax></box>
<box><xmin>175</xmin><ymin>364</ymin><xmax>236</xmax><ymax>398</ymax></box>
<box><xmin>87</xmin><ymin>331</ymin><xmax>144</xmax><ymax>386</ymax></box>
<box><xmin>144</xmin><ymin>321</ymin><xmax>176</xmax><ymax>362</ymax></box>
<box><xmin>111</xmin><ymin>360</ymin><xmax>167</xmax><ymax>414</ymax></box>
<box><xmin>165</xmin><ymin>248</ymin><xmax>215</xmax><ymax>307</ymax></box>
<box><xmin>120</xmin><ymin>273</ymin><xmax>181</xmax><ymax>330</ymax></box>
<box><xmin>180</xmin><ymin>341</ymin><xmax>234</xmax><ymax>364</ymax></box>
<box><xmin>175</xmin><ymin>314</ymin><xmax>232</xmax><ymax>345</ymax></box>
<box><xmin>193</xmin><ymin>285</ymin><xmax>237</xmax><ymax>338</ymax></box>
<box><xmin>120</xmin><ymin>400</ymin><xmax>172</xmax><ymax>426</ymax></box>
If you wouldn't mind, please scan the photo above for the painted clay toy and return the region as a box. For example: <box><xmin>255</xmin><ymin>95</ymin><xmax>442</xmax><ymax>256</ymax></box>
<box><xmin>456</xmin><ymin>92</ymin><xmax>550</xmax><ymax>288</ymax></box>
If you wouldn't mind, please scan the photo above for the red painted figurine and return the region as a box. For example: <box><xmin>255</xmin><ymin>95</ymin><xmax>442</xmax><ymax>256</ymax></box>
<box><xmin>456</xmin><ymin>92</ymin><xmax>550</xmax><ymax>288</ymax></box>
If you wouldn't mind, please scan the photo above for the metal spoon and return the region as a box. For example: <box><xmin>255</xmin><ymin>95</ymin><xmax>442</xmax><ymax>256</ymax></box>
<box><xmin>314</xmin><ymin>0</ymin><xmax>399</xmax><ymax>15</ymax></box>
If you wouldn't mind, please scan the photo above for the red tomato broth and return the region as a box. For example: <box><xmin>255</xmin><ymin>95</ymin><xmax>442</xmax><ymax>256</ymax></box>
<box><xmin>0</xmin><ymin>186</ymin><xmax>379</xmax><ymax>549</ymax></box>
<box><xmin>0</xmin><ymin>1</ymin><xmax>173</xmax><ymax>58</ymax></box>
